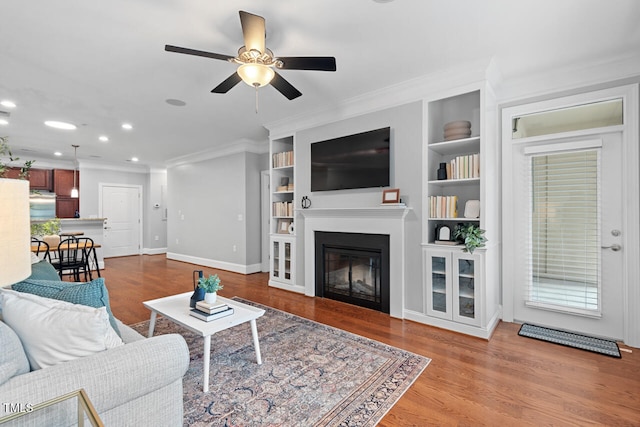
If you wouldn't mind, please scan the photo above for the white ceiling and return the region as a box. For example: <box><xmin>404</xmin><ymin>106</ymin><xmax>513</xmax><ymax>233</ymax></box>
<box><xmin>1</xmin><ymin>0</ymin><xmax>639</xmax><ymax>168</ymax></box>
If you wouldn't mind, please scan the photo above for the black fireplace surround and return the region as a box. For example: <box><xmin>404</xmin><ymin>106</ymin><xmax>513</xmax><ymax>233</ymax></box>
<box><xmin>315</xmin><ymin>231</ymin><xmax>390</xmax><ymax>313</ymax></box>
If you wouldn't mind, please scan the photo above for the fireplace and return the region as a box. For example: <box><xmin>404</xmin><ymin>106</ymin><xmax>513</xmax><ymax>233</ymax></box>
<box><xmin>315</xmin><ymin>231</ymin><xmax>390</xmax><ymax>313</ymax></box>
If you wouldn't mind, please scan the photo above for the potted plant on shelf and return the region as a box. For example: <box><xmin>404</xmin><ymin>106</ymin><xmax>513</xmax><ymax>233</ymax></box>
<box><xmin>197</xmin><ymin>274</ymin><xmax>223</xmax><ymax>304</ymax></box>
<box><xmin>454</xmin><ymin>223</ymin><xmax>487</xmax><ymax>254</ymax></box>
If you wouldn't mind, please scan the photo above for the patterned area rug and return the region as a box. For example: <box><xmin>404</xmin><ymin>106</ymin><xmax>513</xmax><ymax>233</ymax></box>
<box><xmin>518</xmin><ymin>323</ymin><xmax>621</xmax><ymax>358</ymax></box>
<box><xmin>131</xmin><ymin>298</ymin><xmax>430</xmax><ymax>426</ymax></box>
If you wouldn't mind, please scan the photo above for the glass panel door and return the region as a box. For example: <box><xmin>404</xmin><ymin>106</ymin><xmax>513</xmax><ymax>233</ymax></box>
<box><xmin>272</xmin><ymin>240</ymin><xmax>280</xmax><ymax>279</ymax></box>
<box><xmin>431</xmin><ymin>256</ymin><xmax>447</xmax><ymax>313</ymax></box>
<box><xmin>284</xmin><ymin>242</ymin><xmax>291</xmax><ymax>281</ymax></box>
<box><xmin>457</xmin><ymin>258</ymin><xmax>476</xmax><ymax>319</ymax></box>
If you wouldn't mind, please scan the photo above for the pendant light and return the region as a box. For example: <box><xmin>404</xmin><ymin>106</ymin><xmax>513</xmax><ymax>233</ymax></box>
<box><xmin>70</xmin><ymin>144</ymin><xmax>79</xmax><ymax>198</ymax></box>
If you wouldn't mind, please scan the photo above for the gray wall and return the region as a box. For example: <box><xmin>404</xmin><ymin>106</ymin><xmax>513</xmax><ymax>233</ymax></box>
<box><xmin>145</xmin><ymin>170</ymin><xmax>167</xmax><ymax>250</ymax></box>
<box><xmin>295</xmin><ymin>101</ymin><xmax>424</xmax><ymax>312</ymax></box>
<box><xmin>79</xmin><ymin>166</ymin><xmax>170</xmax><ymax>252</ymax></box>
<box><xmin>167</xmin><ymin>151</ymin><xmax>267</xmax><ymax>268</ymax></box>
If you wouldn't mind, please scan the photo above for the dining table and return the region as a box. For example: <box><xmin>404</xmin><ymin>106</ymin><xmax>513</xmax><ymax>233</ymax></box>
<box><xmin>30</xmin><ymin>242</ymin><xmax>102</xmax><ymax>278</ymax></box>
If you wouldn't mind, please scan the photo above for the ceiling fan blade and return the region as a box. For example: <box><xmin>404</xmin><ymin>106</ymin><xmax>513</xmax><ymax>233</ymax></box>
<box><xmin>211</xmin><ymin>72</ymin><xmax>242</xmax><ymax>93</ymax></box>
<box><xmin>276</xmin><ymin>56</ymin><xmax>336</xmax><ymax>71</ymax></box>
<box><xmin>270</xmin><ymin>72</ymin><xmax>302</xmax><ymax>100</ymax></box>
<box><xmin>165</xmin><ymin>45</ymin><xmax>234</xmax><ymax>61</ymax></box>
<box><xmin>239</xmin><ymin>11</ymin><xmax>266</xmax><ymax>54</ymax></box>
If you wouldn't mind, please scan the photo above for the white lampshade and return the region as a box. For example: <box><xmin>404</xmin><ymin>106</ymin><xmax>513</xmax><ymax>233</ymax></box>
<box><xmin>0</xmin><ymin>179</ymin><xmax>31</xmax><ymax>287</ymax></box>
<box><xmin>237</xmin><ymin>63</ymin><xmax>275</xmax><ymax>88</ymax></box>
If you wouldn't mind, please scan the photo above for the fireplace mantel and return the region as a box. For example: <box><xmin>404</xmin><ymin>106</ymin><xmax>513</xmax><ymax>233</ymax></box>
<box><xmin>299</xmin><ymin>205</ymin><xmax>411</xmax><ymax>318</ymax></box>
<box><xmin>297</xmin><ymin>206</ymin><xmax>412</xmax><ymax>220</ymax></box>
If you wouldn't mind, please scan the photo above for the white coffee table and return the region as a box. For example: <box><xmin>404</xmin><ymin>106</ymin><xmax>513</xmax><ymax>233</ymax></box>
<box><xmin>143</xmin><ymin>292</ymin><xmax>265</xmax><ymax>392</ymax></box>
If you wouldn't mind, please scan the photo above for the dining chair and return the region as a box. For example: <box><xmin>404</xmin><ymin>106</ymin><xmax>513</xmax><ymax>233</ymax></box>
<box><xmin>51</xmin><ymin>237</ymin><xmax>85</xmax><ymax>281</ymax></box>
<box><xmin>31</xmin><ymin>237</ymin><xmax>52</xmax><ymax>263</ymax></box>
<box><xmin>75</xmin><ymin>237</ymin><xmax>98</xmax><ymax>281</ymax></box>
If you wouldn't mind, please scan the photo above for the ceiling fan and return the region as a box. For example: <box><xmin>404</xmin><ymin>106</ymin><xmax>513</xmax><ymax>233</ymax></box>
<box><xmin>165</xmin><ymin>10</ymin><xmax>336</xmax><ymax>100</ymax></box>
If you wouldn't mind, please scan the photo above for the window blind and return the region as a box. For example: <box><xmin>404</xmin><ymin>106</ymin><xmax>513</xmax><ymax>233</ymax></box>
<box><xmin>526</xmin><ymin>149</ymin><xmax>601</xmax><ymax>315</ymax></box>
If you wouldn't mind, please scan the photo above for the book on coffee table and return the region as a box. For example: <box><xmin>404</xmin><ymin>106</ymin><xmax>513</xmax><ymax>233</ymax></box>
<box><xmin>190</xmin><ymin>306</ymin><xmax>234</xmax><ymax>322</ymax></box>
<box><xmin>195</xmin><ymin>301</ymin><xmax>229</xmax><ymax>314</ymax></box>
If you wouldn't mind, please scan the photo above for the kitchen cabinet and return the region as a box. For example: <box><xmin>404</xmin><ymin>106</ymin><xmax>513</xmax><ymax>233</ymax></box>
<box><xmin>4</xmin><ymin>167</ymin><xmax>53</xmax><ymax>191</ymax></box>
<box><xmin>28</xmin><ymin>169</ymin><xmax>53</xmax><ymax>191</ymax></box>
<box><xmin>53</xmin><ymin>169</ymin><xmax>78</xmax><ymax>197</ymax></box>
<box><xmin>53</xmin><ymin>169</ymin><xmax>79</xmax><ymax>218</ymax></box>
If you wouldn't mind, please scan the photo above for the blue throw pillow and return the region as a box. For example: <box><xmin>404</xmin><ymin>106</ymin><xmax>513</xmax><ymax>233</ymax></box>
<box><xmin>26</xmin><ymin>261</ymin><xmax>60</xmax><ymax>281</ymax></box>
<box><xmin>12</xmin><ymin>278</ymin><xmax>121</xmax><ymax>337</ymax></box>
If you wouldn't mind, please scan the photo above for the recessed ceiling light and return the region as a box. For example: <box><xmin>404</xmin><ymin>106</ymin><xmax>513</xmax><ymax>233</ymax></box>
<box><xmin>99</xmin><ymin>135</ymin><xmax>109</xmax><ymax>142</ymax></box>
<box><xmin>131</xmin><ymin>157</ymin><xmax>139</xmax><ymax>162</ymax></box>
<box><xmin>0</xmin><ymin>100</ymin><xmax>16</xmax><ymax>108</ymax></box>
<box><xmin>44</xmin><ymin>120</ymin><xmax>77</xmax><ymax>130</ymax></box>
<box><xmin>0</xmin><ymin>119</ymin><xmax>8</xmax><ymax>126</ymax></box>
<box><xmin>122</xmin><ymin>123</ymin><xmax>133</xmax><ymax>130</ymax></box>
<box><xmin>54</xmin><ymin>152</ymin><xmax>62</xmax><ymax>156</ymax></box>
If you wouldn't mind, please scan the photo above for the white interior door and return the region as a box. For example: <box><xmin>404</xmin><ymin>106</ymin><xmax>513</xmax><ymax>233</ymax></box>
<box><xmin>101</xmin><ymin>185</ymin><xmax>141</xmax><ymax>258</ymax></box>
<box><xmin>510</xmin><ymin>133</ymin><xmax>624</xmax><ymax>340</ymax></box>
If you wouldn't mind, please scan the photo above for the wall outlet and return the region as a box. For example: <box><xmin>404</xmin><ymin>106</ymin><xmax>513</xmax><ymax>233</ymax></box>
<box><xmin>232</xmin><ymin>245</ymin><xmax>237</xmax><ymax>252</ymax></box>
<box><xmin>175</xmin><ymin>238</ymin><xmax>179</xmax><ymax>244</ymax></box>
<box><xmin>155</xmin><ymin>235</ymin><xmax>159</xmax><ymax>241</ymax></box>
<box><xmin>237</xmin><ymin>214</ymin><xmax>243</xmax><ymax>221</ymax></box>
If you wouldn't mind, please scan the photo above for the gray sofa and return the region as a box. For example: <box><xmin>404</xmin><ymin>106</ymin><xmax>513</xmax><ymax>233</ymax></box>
<box><xmin>0</xmin><ymin>262</ymin><xmax>190</xmax><ymax>426</ymax></box>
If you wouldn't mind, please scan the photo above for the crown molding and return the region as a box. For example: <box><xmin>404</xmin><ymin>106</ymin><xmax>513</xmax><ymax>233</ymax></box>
<box><xmin>165</xmin><ymin>138</ymin><xmax>269</xmax><ymax>168</ymax></box>
<box><xmin>497</xmin><ymin>51</ymin><xmax>640</xmax><ymax>104</ymax></box>
<box><xmin>265</xmin><ymin>57</ymin><xmax>500</xmax><ymax>138</ymax></box>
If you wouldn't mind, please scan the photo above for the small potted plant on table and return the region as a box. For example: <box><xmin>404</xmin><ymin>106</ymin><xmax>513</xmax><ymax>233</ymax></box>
<box><xmin>198</xmin><ymin>274</ymin><xmax>223</xmax><ymax>304</ymax></box>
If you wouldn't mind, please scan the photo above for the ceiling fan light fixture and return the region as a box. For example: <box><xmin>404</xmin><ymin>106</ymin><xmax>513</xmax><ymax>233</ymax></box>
<box><xmin>237</xmin><ymin>63</ymin><xmax>275</xmax><ymax>88</ymax></box>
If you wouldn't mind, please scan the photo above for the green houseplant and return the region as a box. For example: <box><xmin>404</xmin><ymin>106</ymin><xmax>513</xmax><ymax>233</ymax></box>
<box><xmin>454</xmin><ymin>223</ymin><xmax>487</xmax><ymax>254</ymax></box>
<box><xmin>0</xmin><ymin>136</ymin><xmax>34</xmax><ymax>179</ymax></box>
<box><xmin>198</xmin><ymin>274</ymin><xmax>223</xmax><ymax>303</ymax></box>
<box><xmin>31</xmin><ymin>219</ymin><xmax>62</xmax><ymax>247</ymax></box>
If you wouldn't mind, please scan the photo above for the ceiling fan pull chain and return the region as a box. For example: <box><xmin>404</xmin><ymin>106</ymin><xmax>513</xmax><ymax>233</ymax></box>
<box><xmin>255</xmin><ymin>84</ymin><xmax>259</xmax><ymax>114</ymax></box>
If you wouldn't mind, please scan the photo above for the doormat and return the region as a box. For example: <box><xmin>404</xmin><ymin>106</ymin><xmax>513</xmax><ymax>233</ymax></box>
<box><xmin>518</xmin><ymin>323</ymin><xmax>621</xmax><ymax>358</ymax></box>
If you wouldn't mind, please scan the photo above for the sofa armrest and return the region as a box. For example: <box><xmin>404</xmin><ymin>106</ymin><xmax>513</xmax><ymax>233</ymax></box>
<box><xmin>0</xmin><ymin>334</ymin><xmax>189</xmax><ymax>419</ymax></box>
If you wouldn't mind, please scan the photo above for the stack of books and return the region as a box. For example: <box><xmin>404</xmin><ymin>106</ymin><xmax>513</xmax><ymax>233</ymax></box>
<box><xmin>189</xmin><ymin>301</ymin><xmax>234</xmax><ymax>322</ymax></box>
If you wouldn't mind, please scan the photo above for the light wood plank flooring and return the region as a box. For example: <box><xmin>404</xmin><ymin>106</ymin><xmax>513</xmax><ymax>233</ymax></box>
<box><xmin>102</xmin><ymin>255</ymin><xmax>640</xmax><ymax>426</ymax></box>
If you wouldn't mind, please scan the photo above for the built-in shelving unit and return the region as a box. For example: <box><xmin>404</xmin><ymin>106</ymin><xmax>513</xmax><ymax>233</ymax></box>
<box><xmin>411</xmin><ymin>83</ymin><xmax>501</xmax><ymax>339</ymax></box>
<box><xmin>269</xmin><ymin>135</ymin><xmax>300</xmax><ymax>292</ymax></box>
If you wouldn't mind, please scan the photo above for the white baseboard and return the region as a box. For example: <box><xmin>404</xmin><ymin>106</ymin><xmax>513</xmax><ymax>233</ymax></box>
<box><xmin>166</xmin><ymin>252</ymin><xmax>262</xmax><ymax>275</ymax></box>
<box><xmin>143</xmin><ymin>247</ymin><xmax>167</xmax><ymax>255</ymax></box>
<box><xmin>403</xmin><ymin>309</ymin><xmax>501</xmax><ymax>340</ymax></box>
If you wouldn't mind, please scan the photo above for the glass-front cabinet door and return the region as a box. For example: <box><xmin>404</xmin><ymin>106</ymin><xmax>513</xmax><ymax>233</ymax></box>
<box><xmin>270</xmin><ymin>236</ymin><xmax>295</xmax><ymax>286</ymax></box>
<box><xmin>425</xmin><ymin>249</ymin><xmax>453</xmax><ymax>319</ymax></box>
<box><xmin>271</xmin><ymin>240</ymin><xmax>281</xmax><ymax>280</ymax></box>
<box><xmin>453</xmin><ymin>252</ymin><xmax>482</xmax><ymax>326</ymax></box>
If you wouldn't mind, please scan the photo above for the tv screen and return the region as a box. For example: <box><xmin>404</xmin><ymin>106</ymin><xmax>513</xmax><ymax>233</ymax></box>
<box><xmin>311</xmin><ymin>127</ymin><xmax>390</xmax><ymax>192</ymax></box>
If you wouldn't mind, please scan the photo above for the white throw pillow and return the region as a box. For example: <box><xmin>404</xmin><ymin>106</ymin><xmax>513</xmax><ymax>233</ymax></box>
<box><xmin>0</xmin><ymin>289</ymin><xmax>123</xmax><ymax>370</ymax></box>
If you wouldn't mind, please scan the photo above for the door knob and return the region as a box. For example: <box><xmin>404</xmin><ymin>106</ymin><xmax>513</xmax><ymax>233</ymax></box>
<box><xmin>601</xmin><ymin>244</ymin><xmax>621</xmax><ymax>251</ymax></box>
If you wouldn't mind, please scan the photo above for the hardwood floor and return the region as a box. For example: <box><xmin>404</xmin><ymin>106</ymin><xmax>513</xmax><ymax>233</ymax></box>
<box><xmin>103</xmin><ymin>255</ymin><xmax>640</xmax><ymax>426</ymax></box>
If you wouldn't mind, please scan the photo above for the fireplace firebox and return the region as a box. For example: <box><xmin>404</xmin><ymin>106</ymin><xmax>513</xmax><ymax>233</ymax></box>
<box><xmin>315</xmin><ymin>231</ymin><xmax>390</xmax><ymax>313</ymax></box>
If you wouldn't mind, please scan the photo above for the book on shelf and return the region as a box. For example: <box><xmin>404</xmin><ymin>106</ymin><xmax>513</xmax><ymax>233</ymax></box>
<box><xmin>428</xmin><ymin>195</ymin><xmax>458</xmax><ymax>218</ymax></box>
<box><xmin>190</xmin><ymin>306</ymin><xmax>234</xmax><ymax>322</ymax></box>
<box><xmin>272</xmin><ymin>201</ymin><xmax>293</xmax><ymax>217</ymax></box>
<box><xmin>195</xmin><ymin>301</ymin><xmax>229</xmax><ymax>314</ymax></box>
<box><xmin>443</xmin><ymin>153</ymin><xmax>480</xmax><ymax>180</ymax></box>
<box><xmin>272</xmin><ymin>150</ymin><xmax>294</xmax><ymax>168</ymax></box>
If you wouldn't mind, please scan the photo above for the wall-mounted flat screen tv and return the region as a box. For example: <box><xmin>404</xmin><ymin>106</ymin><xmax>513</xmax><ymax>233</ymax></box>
<box><xmin>310</xmin><ymin>127</ymin><xmax>390</xmax><ymax>192</ymax></box>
